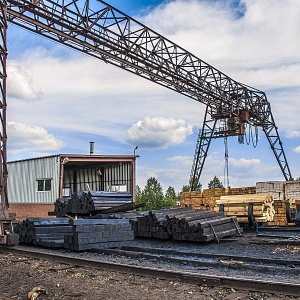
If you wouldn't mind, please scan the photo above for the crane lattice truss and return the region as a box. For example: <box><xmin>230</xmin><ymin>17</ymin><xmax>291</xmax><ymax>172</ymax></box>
<box><xmin>0</xmin><ymin>0</ymin><xmax>9</xmax><ymax>219</ymax></box>
<box><xmin>0</xmin><ymin>0</ymin><xmax>292</xmax><ymax>204</ymax></box>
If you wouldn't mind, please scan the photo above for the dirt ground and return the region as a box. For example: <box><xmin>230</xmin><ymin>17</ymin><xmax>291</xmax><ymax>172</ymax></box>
<box><xmin>0</xmin><ymin>252</ymin><xmax>298</xmax><ymax>300</ymax></box>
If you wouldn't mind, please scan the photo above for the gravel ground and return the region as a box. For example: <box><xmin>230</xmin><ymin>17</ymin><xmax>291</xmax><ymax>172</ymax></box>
<box><xmin>0</xmin><ymin>252</ymin><xmax>299</xmax><ymax>300</ymax></box>
<box><xmin>1</xmin><ymin>230</ymin><xmax>300</xmax><ymax>300</ymax></box>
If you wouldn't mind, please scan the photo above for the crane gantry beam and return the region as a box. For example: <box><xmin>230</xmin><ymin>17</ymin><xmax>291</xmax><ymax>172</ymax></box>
<box><xmin>7</xmin><ymin>0</ymin><xmax>265</xmax><ymax>117</ymax></box>
<box><xmin>0</xmin><ymin>0</ymin><xmax>293</xmax><ymax>206</ymax></box>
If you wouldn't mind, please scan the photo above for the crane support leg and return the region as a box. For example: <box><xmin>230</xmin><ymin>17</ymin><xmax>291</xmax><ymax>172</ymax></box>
<box><xmin>262</xmin><ymin>104</ymin><xmax>292</xmax><ymax>181</ymax></box>
<box><xmin>189</xmin><ymin>106</ymin><xmax>216</xmax><ymax>191</ymax></box>
<box><xmin>0</xmin><ymin>0</ymin><xmax>9</xmax><ymax>221</ymax></box>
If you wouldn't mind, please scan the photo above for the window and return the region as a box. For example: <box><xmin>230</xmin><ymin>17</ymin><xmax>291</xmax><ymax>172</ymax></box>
<box><xmin>62</xmin><ymin>187</ymin><xmax>71</xmax><ymax>197</ymax></box>
<box><xmin>37</xmin><ymin>179</ymin><xmax>52</xmax><ymax>192</ymax></box>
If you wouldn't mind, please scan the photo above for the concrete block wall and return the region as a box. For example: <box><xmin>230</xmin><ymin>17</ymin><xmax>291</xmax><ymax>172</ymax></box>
<box><xmin>285</xmin><ymin>181</ymin><xmax>300</xmax><ymax>200</ymax></box>
<box><xmin>256</xmin><ymin>181</ymin><xmax>285</xmax><ymax>200</ymax></box>
<box><xmin>257</xmin><ymin>180</ymin><xmax>300</xmax><ymax>201</ymax></box>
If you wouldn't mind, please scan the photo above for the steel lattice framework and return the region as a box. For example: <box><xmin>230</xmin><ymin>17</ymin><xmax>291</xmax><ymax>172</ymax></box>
<box><xmin>0</xmin><ymin>0</ymin><xmax>293</xmax><ymax>207</ymax></box>
<box><xmin>0</xmin><ymin>0</ymin><xmax>9</xmax><ymax>219</ymax></box>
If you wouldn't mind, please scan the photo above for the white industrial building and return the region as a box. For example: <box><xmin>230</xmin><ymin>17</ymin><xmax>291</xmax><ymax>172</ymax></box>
<box><xmin>7</xmin><ymin>153</ymin><xmax>137</xmax><ymax>219</ymax></box>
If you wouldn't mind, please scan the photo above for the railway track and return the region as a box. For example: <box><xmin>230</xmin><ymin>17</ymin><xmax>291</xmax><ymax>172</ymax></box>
<box><xmin>96</xmin><ymin>244</ymin><xmax>300</xmax><ymax>273</ymax></box>
<box><xmin>1</xmin><ymin>244</ymin><xmax>300</xmax><ymax>297</ymax></box>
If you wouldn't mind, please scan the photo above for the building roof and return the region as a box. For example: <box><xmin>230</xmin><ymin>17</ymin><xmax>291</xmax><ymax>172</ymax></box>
<box><xmin>8</xmin><ymin>154</ymin><xmax>138</xmax><ymax>164</ymax></box>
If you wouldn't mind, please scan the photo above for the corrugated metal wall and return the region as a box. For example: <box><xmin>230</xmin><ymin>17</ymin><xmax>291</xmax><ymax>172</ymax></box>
<box><xmin>63</xmin><ymin>162</ymin><xmax>133</xmax><ymax>194</ymax></box>
<box><xmin>7</xmin><ymin>156</ymin><xmax>61</xmax><ymax>203</ymax></box>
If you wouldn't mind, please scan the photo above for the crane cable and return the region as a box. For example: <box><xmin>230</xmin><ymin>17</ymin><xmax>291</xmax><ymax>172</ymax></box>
<box><xmin>244</xmin><ymin>123</ymin><xmax>259</xmax><ymax>148</ymax></box>
<box><xmin>224</xmin><ymin>137</ymin><xmax>230</xmax><ymax>188</ymax></box>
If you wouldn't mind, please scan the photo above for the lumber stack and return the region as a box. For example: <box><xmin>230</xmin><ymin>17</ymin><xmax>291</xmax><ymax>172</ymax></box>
<box><xmin>14</xmin><ymin>218</ymin><xmax>72</xmax><ymax>247</ymax></box>
<box><xmin>64</xmin><ymin>218</ymin><xmax>134</xmax><ymax>251</ymax></box>
<box><xmin>54</xmin><ymin>190</ymin><xmax>132</xmax><ymax>217</ymax></box>
<box><xmin>180</xmin><ymin>187</ymin><xmax>256</xmax><ymax>210</ymax></box>
<box><xmin>180</xmin><ymin>191</ymin><xmax>216</xmax><ymax>210</ymax></box>
<box><xmin>132</xmin><ymin>207</ymin><xmax>241</xmax><ymax>242</ymax></box>
<box><xmin>215</xmin><ymin>194</ymin><xmax>275</xmax><ymax>223</ymax></box>
<box><xmin>268</xmin><ymin>199</ymin><xmax>297</xmax><ymax>226</ymax></box>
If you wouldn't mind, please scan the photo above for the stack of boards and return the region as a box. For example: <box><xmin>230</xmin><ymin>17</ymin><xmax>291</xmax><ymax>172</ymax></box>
<box><xmin>215</xmin><ymin>194</ymin><xmax>275</xmax><ymax>223</ymax></box>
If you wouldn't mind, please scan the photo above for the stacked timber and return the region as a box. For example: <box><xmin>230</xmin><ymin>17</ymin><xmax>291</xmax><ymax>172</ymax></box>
<box><xmin>54</xmin><ymin>190</ymin><xmax>132</xmax><ymax>217</ymax></box>
<box><xmin>64</xmin><ymin>218</ymin><xmax>134</xmax><ymax>251</ymax></box>
<box><xmin>14</xmin><ymin>218</ymin><xmax>72</xmax><ymax>247</ymax></box>
<box><xmin>180</xmin><ymin>187</ymin><xmax>256</xmax><ymax>210</ymax></box>
<box><xmin>133</xmin><ymin>207</ymin><xmax>241</xmax><ymax>242</ymax></box>
<box><xmin>268</xmin><ymin>199</ymin><xmax>296</xmax><ymax>226</ymax></box>
<box><xmin>215</xmin><ymin>194</ymin><xmax>275</xmax><ymax>223</ymax></box>
<box><xmin>268</xmin><ymin>200</ymin><xmax>300</xmax><ymax>226</ymax></box>
<box><xmin>180</xmin><ymin>191</ymin><xmax>216</xmax><ymax>210</ymax></box>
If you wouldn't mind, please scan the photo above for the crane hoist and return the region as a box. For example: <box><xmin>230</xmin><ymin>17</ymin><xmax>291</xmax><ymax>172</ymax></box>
<box><xmin>0</xmin><ymin>0</ymin><xmax>293</xmax><ymax>228</ymax></box>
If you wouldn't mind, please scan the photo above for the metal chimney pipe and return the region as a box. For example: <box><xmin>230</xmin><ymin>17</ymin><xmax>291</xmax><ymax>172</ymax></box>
<box><xmin>90</xmin><ymin>142</ymin><xmax>94</xmax><ymax>155</ymax></box>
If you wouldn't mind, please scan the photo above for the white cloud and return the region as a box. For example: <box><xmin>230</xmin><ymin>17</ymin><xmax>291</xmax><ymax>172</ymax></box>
<box><xmin>287</xmin><ymin>131</ymin><xmax>300</xmax><ymax>139</ymax></box>
<box><xmin>7</xmin><ymin>50</ymin><xmax>202</xmax><ymax>142</ymax></box>
<box><xmin>127</xmin><ymin>117</ymin><xmax>193</xmax><ymax>149</ymax></box>
<box><xmin>235</xmin><ymin>63</ymin><xmax>300</xmax><ymax>90</ymax></box>
<box><xmin>293</xmin><ymin>146</ymin><xmax>300</xmax><ymax>154</ymax></box>
<box><xmin>7</xmin><ymin>64</ymin><xmax>43</xmax><ymax>101</ymax></box>
<box><xmin>168</xmin><ymin>155</ymin><xmax>192</xmax><ymax>167</ymax></box>
<box><xmin>141</xmin><ymin>0</ymin><xmax>300</xmax><ymax>76</ymax></box>
<box><xmin>229</xmin><ymin>157</ymin><xmax>261</xmax><ymax>168</ymax></box>
<box><xmin>7</xmin><ymin>122</ymin><xmax>64</xmax><ymax>154</ymax></box>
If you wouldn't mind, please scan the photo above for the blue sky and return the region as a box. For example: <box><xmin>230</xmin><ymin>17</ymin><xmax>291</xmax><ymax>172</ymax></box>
<box><xmin>6</xmin><ymin>0</ymin><xmax>300</xmax><ymax>192</ymax></box>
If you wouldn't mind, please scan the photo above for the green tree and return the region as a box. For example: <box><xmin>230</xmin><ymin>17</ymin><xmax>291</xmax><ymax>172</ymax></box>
<box><xmin>164</xmin><ymin>186</ymin><xmax>177</xmax><ymax>208</ymax></box>
<box><xmin>142</xmin><ymin>177</ymin><xmax>164</xmax><ymax>210</ymax></box>
<box><xmin>181</xmin><ymin>185</ymin><xmax>190</xmax><ymax>192</ymax></box>
<box><xmin>181</xmin><ymin>180</ymin><xmax>202</xmax><ymax>192</ymax></box>
<box><xmin>208</xmin><ymin>176</ymin><xmax>224</xmax><ymax>189</ymax></box>
<box><xmin>193</xmin><ymin>180</ymin><xmax>202</xmax><ymax>191</ymax></box>
<box><xmin>135</xmin><ymin>185</ymin><xmax>143</xmax><ymax>207</ymax></box>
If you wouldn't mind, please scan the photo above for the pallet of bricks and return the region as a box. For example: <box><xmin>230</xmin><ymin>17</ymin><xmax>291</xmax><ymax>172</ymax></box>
<box><xmin>180</xmin><ymin>189</ymin><xmax>223</xmax><ymax>210</ymax></box>
<box><xmin>214</xmin><ymin>194</ymin><xmax>275</xmax><ymax>223</ymax></box>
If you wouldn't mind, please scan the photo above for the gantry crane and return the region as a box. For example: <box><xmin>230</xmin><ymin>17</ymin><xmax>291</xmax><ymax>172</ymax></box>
<box><xmin>0</xmin><ymin>0</ymin><xmax>293</xmax><ymax>232</ymax></box>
